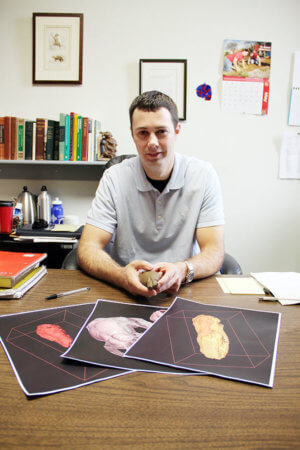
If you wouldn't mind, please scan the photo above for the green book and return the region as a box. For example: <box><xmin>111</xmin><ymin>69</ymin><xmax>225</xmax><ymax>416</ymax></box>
<box><xmin>76</xmin><ymin>116</ymin><xmax>82</xmax><ymax>161</ymax></box>
<box><xmin>17</xmin><ymin>118</ymin><xmax>25</xmax><ymax>160</ymax></box>
<box><xmin>64</xmin><ymin>114</ymin><xmax>70</xmax><ymax>161</ymax></box>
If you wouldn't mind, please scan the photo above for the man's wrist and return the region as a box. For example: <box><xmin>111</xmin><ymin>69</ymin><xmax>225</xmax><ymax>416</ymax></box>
<box><xmin>183</xmin><ymin>260</ymin><xmax>194</xmax><ymax>284</ymax></box>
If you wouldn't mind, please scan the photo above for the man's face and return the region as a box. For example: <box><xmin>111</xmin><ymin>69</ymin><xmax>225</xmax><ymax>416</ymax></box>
<box><xmin>131</xmin><ymin>107</ymin><xmax>181</xmax><ymax>180</ymax></box>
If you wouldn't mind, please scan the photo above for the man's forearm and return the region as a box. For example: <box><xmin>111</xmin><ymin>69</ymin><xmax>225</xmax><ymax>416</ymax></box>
<box><xmin>77</xmin><ymin>243</ymin><xmax>125</xmax><ymax>288</ymax></box>
<box><xmin>188</xmin><ymin>225</ymin><xmax>224</xmax><ymax>280</ymax></box>
<box><xmin>187</xmin><ymin>246</ymin><xmax>224</xmax><ymax>280</ymax></box>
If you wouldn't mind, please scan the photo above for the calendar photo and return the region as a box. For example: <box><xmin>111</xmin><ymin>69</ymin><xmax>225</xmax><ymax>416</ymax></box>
<box><xmin>222</xmin><ymin>39</ymin><xmax>272</xmax><ymax>115</ymax></box>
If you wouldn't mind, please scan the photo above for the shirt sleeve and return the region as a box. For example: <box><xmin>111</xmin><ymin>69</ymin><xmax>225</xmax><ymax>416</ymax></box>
<box><xmin>196</xmin><ymin>163</ymin><xmax>225</xmax><ymax>228</ymax></box>
<box><xmin>86</xmin><ymin>170</ymin><xmax>117</xmax><ymax>234</ymax></box>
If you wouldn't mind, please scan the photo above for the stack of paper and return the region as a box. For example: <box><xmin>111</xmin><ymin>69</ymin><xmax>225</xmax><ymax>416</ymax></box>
<box><xmin>13</xmin><ymin>236</ymin><xmax>78</xmax><ymax>244</ymax></box>
<box><xmin>251</xmin><ymin>272</ymin><xmax>300</xmax><ymax>305</ymax></box>
<box><xmin>0</xmin><ymin>265</ymin><xmax>47</xmax><ymax>299</ymax></box>
<box><xmin>216</xmin><ymin>277</ymin><xmax>265</xmax><ymax>295</ymax></box>
<box><xmin>13</xmin><ymin>224</ymin><xmax>82</xmax><ymax>244</ymax></box>
<box><xmin>0</xmin><ymin>251</ymin><xmax>47</xmax><ymax>288</ymax></box>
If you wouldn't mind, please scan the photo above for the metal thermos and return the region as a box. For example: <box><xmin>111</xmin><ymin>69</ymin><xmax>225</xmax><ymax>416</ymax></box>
<box><xmin>17</xmin><ymin>186</ymin><xmax>36</xmax><ymax>225</ymax></box>
<box><xmin>37</xmin><ymin>185</ymin><xmax>51</xmax><ymax>224</ymax></box>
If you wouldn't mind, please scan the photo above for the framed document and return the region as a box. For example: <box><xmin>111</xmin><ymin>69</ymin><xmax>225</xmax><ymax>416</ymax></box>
<box><xmin>139</xmin><ymin>59</ymin><xmax>187</xmax><ymax>120</ymax></box>
<box><xmin>33</xmin><ymin>13</ymin><xmax>83</xmax><ymax>85</ymax></box>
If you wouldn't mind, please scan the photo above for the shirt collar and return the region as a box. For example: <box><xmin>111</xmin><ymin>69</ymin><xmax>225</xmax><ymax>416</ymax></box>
<box><xmin>134</xmin><ymin>153</ymin><xmax>186</xmax><ymax>192</ymax></box>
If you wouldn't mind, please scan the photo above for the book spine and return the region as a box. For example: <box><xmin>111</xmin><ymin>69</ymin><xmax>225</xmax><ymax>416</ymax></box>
<box><xmin>76</xmin><ymin>116</ymin><xmax>82</xmax><ymax>161</ymax></box>
<box><xmin>94</xmin><ymin>120</ymin><xmax>101</xmax><ymax>161</ymax></box>
<box><xmin>4</xmin><ymin>116</ymin><xmax>12</xmax><ymax>160</ymax></box>
<box><xmin>69</xmin><ymin>112</ymin><xmax>74</xmax><ymax>160</ymax></box>
<box><xmin>88</xmin><ymin>118</ymin><xmax>93</xmax><ymax>161</ymax></box>
<box><xmin>24</xmin><ymin>120</ymin><xmax>34</xmax><ymax>160</ymax></box>
<box><xmin>43</xmin><ymin>120</ymin><xmax>48</xmax><ymax>159</ymax></box>
<box><xmin>32</xmin><ymin>122</ymin><xmax>36</xmax><ymax>160</ymax></box>
<box><xmin>81</xmin><ymin>117</ymin><xmax>89</xmax><ymax>161</ymax></box>
<box><xmin>64</xmin><ymin>114</ymin><xmax>70</xmax><ymax>160</ymax></box>
<box><xmin>53</xmin><ymin>121</ymin><xmax>59</xmax><ymax>160</ymax></box>
<box><xmin>0</xmin><ymin>117</ymin><xmax>4</xmax><ymax>159</ymax></box>
<box><xmin>46</xmin><ymin>120</ymin><xmax>55</xmax><ymax>160</ymax></box>
<box><xmin>17</xmin><ymin>119</ymin><xmax>25</xmax><ymax>160</ymax></box>
<box><xmin>73</xmin><ymin>114</ymin><xmax>78</xmax><ymax>161</ymax></box>
<box><xmin>35</xmin><ymin>118</ymin><xmax>45</xmax><ymax>160</ymax></box>
<box><xmin>59</xmin><ymin>113</ymin><xmax>65</xmax><ymax>161</ymax></box>
<box><xmin>10</xmin><ymin>117</ymin><xmax>17</xmax><ymax>160</ymax></box>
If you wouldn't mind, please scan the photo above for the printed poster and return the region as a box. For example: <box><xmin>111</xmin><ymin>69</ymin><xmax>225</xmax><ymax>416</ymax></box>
<box><xmin>222</xmin><ymin>39</ymin><xmax>272</xmax><ymax>115</ymax></box>
<box><xmin>62</xmin><ymin>299</ymin><xmax>194</xmax><ymax>375</ymax></box>
<box><xmin>0</xmin><ymin>303</ymin><xmax>130</xmax><ymax>397</ymax></box>
<box><xmin>125</xmin><ymin>297</ymin><xmax>281</xmax><ymax>387</ymax></box>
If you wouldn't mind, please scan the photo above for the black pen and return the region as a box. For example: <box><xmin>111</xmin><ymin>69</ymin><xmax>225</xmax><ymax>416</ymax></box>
<box><xmin>258</xmin><ymin>296</ymin><xmax>298</xmax><ymax>302</ymax></box>
<box><xmin>45</xmin><ymin>286</ymin><xmax>91</xmax><ymax>300</ymax></box>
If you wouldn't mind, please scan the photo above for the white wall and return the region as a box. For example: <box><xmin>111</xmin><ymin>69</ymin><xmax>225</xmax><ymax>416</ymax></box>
<box><xmin>1</xmin><ymin>0</ymin><xmax>299</xmax><ymax>274</ymax></box>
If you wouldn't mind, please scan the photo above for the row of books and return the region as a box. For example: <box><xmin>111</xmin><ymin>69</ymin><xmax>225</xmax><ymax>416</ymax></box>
<box><xmin>0</xmin><ymin>251</ymin><xmax>47</xmax><ymax>299</ymax></box>
<box><xmin>0</xmin><ymin>114</ymin><xmax>104</xmax><ymax>161</ymax></box>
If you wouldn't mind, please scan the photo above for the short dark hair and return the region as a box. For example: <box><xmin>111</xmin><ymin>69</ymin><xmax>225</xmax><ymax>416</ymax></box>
<box><xmin>129</xmin><ymin>90</ymin><xmax>179</xmax><ymax>129</ymax></box>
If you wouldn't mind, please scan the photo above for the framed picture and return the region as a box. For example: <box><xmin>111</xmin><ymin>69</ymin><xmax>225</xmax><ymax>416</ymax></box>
<box><xmin>33</xmin><ymin>13</ymin><xmax>83</xmax><ymax>85</ymax></box>
<box><xmin>139</xmin><ymin>59</ymin><xmax>187</xmax><ymax>120</ymax></box>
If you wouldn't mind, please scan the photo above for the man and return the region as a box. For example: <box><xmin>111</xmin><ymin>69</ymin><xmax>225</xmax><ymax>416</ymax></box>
<box><xmin>78</xmin><ymin>91</ymin><xmax>224</xmax><ymax>297</ymax></box>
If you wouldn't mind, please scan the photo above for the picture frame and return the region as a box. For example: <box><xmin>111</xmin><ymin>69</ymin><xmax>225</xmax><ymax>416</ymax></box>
<box><xmin>139</xmin><ymin>59</ymin><xmax>187</xmax><ymax>120</ymax></box>
<box><xmin>33</xmin><ymin>13</ymin><xmax>83</xmax><ymax>85</ymax></box>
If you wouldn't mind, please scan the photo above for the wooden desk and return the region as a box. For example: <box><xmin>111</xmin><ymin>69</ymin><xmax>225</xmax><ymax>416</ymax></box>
<box><xmin>0</xmin><ymin>270</ymin><xmax>299</xmax><ymax>449</ymax></box>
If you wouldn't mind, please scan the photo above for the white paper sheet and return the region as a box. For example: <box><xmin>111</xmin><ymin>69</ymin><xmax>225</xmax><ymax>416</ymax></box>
<box><xmin>279</xmin><ymin>131</ymin><xmax>300</xmax><ymax>179</ymax></box>
<box><xmin>288</xmin><ymin>88</ymin><xmax>300</xmax><ymax>126</ymax></box>
<box><xmin>251</xmin><ymin>272</ymin><xmax>300</xmax><ymax>305</ymax></box>
<box><xmin>288</xmin><ymin>51</ymin><xmax>300</xmax><ymax>126</ymax></box>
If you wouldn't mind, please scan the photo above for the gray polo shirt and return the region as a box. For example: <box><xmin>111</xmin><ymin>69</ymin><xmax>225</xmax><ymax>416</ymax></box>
<box><xmin>87</xmin><ymin>153</ymin><xmax>224</xmax><ymax>266</ymax></box>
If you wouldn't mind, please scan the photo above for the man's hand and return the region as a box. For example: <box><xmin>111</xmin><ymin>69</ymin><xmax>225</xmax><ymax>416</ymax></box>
<box><xmin>152</xmin><ymin>261</ymin><xmax>187</xmax><ymax>295</ymax></box>
<box><xmin>121</xmin><ymin>260</ymin><xmax>159</xmax><ymax>297</ymax></box>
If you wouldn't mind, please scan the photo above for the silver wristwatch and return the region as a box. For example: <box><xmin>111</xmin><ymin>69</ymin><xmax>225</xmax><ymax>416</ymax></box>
<box><xmin>184</xmin><ymin>260</ymin><xmax>194</xmax><ymax>284</ymax></box>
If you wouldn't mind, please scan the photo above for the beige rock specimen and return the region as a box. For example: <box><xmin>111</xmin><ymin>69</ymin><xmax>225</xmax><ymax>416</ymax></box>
<box><xmin>139</xmin><ymin>270</ymin><xmax>162</xmax><ymax>289</ymax></box>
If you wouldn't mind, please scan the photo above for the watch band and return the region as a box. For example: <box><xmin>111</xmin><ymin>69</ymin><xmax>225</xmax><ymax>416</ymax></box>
<box><xmin>184</xmin><ymin>260</ymin><xmax>194</xmax><ymax>284</ymax></box>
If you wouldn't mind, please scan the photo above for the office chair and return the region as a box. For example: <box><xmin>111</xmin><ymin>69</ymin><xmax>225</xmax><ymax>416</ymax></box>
<box><xmin>220</xmin><ymin>253</ymin><xmax>242</xmax><ymax>275</ymax></box>
<box><xmin>62</xmin><ymin>248</ymin><xmax>242</xmax><ymax>275</ymax></box>
<box><xmin>61</xmin><ymin>246</ymin><xmax>79</xmax><ymax>269</ymax></box>
<box><xmin>104</xmin><ymin>154</ymin><xmax>136</xmax><ymax>169</ymax></box>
